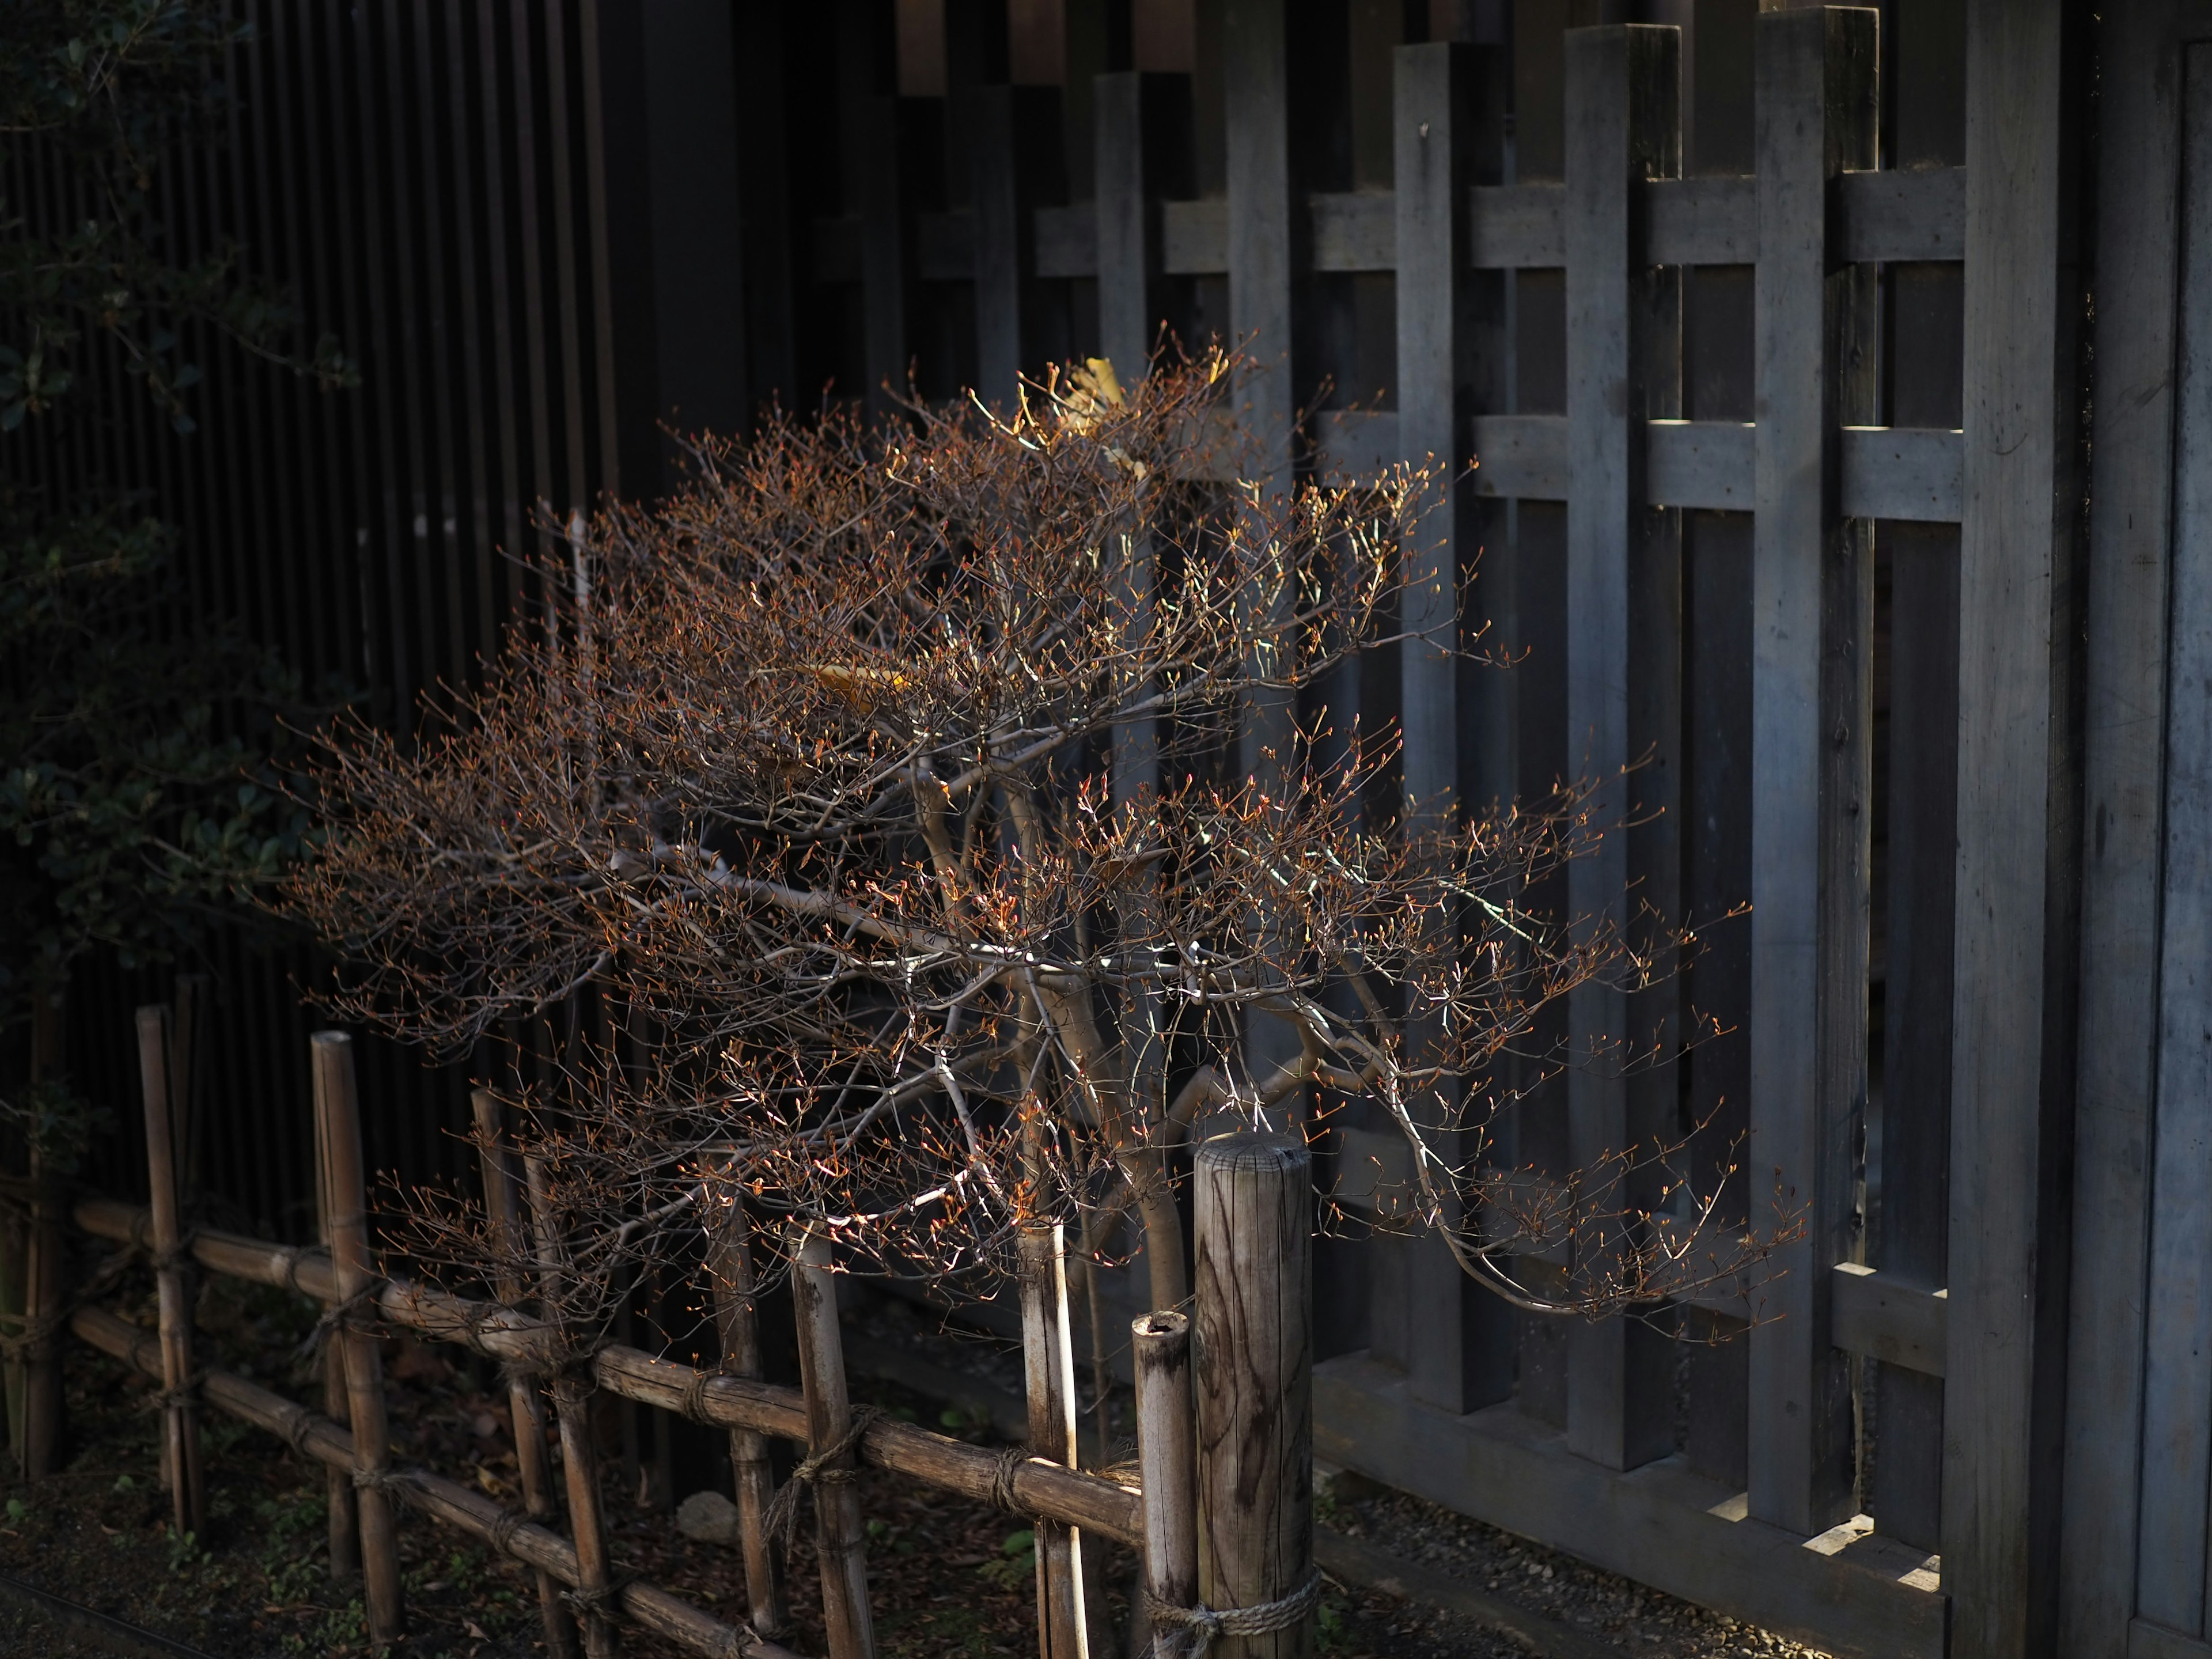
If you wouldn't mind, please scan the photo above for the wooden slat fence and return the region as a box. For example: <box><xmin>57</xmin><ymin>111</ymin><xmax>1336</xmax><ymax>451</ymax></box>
<box><xmin>40</xmin><ymin>5</ymin><xmax>2206</xmax><ymax>1658</ymax></box>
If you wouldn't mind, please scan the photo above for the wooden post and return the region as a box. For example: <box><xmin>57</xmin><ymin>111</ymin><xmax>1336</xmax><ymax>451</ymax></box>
<box><xmin>472</xmin><ymin>1090</ymin><xmax>577</xmax><ymax>1658</ymax></box>
<box><xmin>1018</xmin><ymin>1224</ymin><xmax>1090</xmax><ymax>1659</ymax></box>
<box><xmin>1224</xmin><ymin>0</ymin><xmax>1300</xmax><ymax>1087</ymax></box>
<box><xmin>2056</xmin><ymin>6</ymin><xmax>2179</xmax><ymax>1651</ymax></box>
<box><xmin>312</xmin><ymin>1030</ymin><xmax>405</xmax><ymax>1648</ymax></box>
<box><xmin>137</xmin><ymin>1006</ymin><xmax>204</xmax><ymax>1537</ymax></box>
<box><xmin>524</xmin><ymin>1153</ymin><xmax>620</xmax><ymax>1659</ymax></box>
<box><xmin>1949</xmin><ymin>1</ymin><xmax>2083</xmax><ymax>1651</ymax></box>
<box><xmin>1194</xmin><ymin>1134</ymin><xmax>1313</xmax><ymax>1659</ymax></box>
<box><xmin>1393</xmin><ymin>35</ymin><xmax>1517</xmax><ymax>1420</ymax></box>
<box><xmin>1747</xmin><ymin>5</ymin><xmax>1877</xmax><ymax>1537</ymax></box>
<box><xmin>20</xmin><ymin>988</ymin><xmax>66</xmax><ymax>1480</ymax></box>
<box><xmin>968</xmin><ymin>81</ymin><xmax>1061</xmax><ymax>404</ymax></box>
<box><xmin>313</xmin><ymin>1068</ymin><xmax>360</xmax><ymax>1581</ymax></box>
<box><xmin>1559</xmin><ymin>21</ymin><xmax>1682</xmax><ymax>1475</ymax></box>
<box><xmin>704</xmin><ymin>1179</ymin><xmax>785</xmax><ymax>1639</ymax></box>
<box><xmin>791</xmin><ymin>1224</ymin><xmax>875</xmax><ymax>1659</ymax></box>
<box><xmin>1132</xmin><ymin>1310</ymin><xmax>1196</xmax><ymax>1659</ymax></box>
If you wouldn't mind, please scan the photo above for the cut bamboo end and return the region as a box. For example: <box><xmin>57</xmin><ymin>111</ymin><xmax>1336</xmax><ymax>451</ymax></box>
<box><xmin>1133</xmin><ymin>1309</ymin><xmax>1197</xmax><ymax>1630</ymax></box>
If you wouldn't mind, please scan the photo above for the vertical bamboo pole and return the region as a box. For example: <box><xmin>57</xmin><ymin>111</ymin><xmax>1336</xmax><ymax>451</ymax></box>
<box><xmin>1018</xmin><ymin>1223</ymin><xmax>1089</xmax><ymax>1659</ymax></box>
<box><xmin>704</xmin><ymin>1177</ymin><xmax>785</xmax><ymax>1637</ymax></box>
<box><xmin>20</xmin><ymin>988</ymin><xmax>66</xmax><ymax>1479</ymax></box>
<box><xmin>1133</xmin><ymin>1310</ymin><xmax>1197</xmax><ymax>1659</ymax></box>
<box><xmin>1194</xmin><ymin>1134</ymin><xmax>1313</xmax><ymax>1659</ymax></box>
<box><xmin>313</xmin><ymin>1059</ymin><xmax>359</xmax><ymax>1580</ymax></box>
<box><xmin>524</xmin><ymin>1154</ymin><xmax>619</xmax><ymax>1659</ymax></box>
<box><xmin>137</xmin><ymin>1006</ymin><xmax>204</xmax><ymax>1537</ymax></box>
<box><xmin>312</xmin><ymin>1030</ymin><xmax>404</xmax><ymax>1647</ymax></box>
<box><xmin>792</xmin><ymin>1224</ymin><xmax>875</xmax><ymax>1659</ymax></box>
<box><xmin>472</xmin><ymin>1090</ymin><xmax>577</xmax><ymax>1658</ymax></box>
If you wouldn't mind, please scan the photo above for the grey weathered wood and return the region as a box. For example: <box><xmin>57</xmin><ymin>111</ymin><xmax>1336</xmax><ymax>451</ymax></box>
<box><xmin>1161</xmin><ymin>198</ymin><xmax>1228</xmax><ymax>274</ymax></box>
<box><xmin>1872</xmin><ymin>518</ymin><xmax>1961</xmax><ymax>1555</ymax></box>
<box><xmin>1946</xmin><ymin>1</ymin><xmax>2080</xmax><ymax>1651</ymax></box>
<box><xmin>524</xmin><ymin>1154</ymin><xmax>618</xmax><ymax>1659</ymax></box>
<box><xmin>1026</xmin><ymin>168</ymin><xmax>1964</xmax><ymax>286</ymax></box>
<box><xmin>2058</xmin><ymin>4</ymin><xmax>2192</xmax><ymax>1653</ymax></box>
<box><xmin>1195</xmin><ymin>1134</ymin><xmax>1313</xmax><ymax>1659</ymax></box>
<box><xmin>1134</xmin><ymin>1309</ymin><xmax>1198</xmax><ymax>1658</ymax></box>
<box><xmin>916</xmin><ymin>209</ymin><xmax>975</xmax><ymax>282</ymax></box>
<box><xmin>1562</xmin><ymin>20</ymin><xmax>1678</xmax><ymax>1475</ymax></box>
<box><xmin>839</xmin><ymin>0</ymin><xmax>907</xmax><ymax>417</ymax></box>
<box><xmin>1646</xmin><ymin>419</ymin><xmax>1753</xmax><ymax>510</ymax></box>
<box><xmin>313</xmin><ymin>1031</ymin><xmax>404</xmax><ymax>1647</ymax></box>
<box><xmin>472</xmin><ymin>1091</ymin><xmax>577</xmax><ymax>1659</ymax></box>
<box><xmin>1096</xmin><ymin>72</ymin><xmax>1157</xmax><ymax>381</ymax></box>
<box><xmin>1466</xmin><ymin>417</ymin><xmax>1964</xmax><ymax>519</ymax></box>
<box><xmin>2131</xmin><ymin>1620</ymin><xmax>2212</xmax><ymax>1659</ymax></box>
<box><xmin>138</xmin><ymin>1007</ymin><xmax>204</xmax><ymax>1539</ymax></box>
<box><xmin>1840</xmin><ymin>426</ymin><xmax>1963</xmax><ymax>522</ymax></box>
<box><xmin>1836</xmin><ymin>165</ymin><xmax>1965</xmax><ymax>263</ymax></box>
<box><xmin>1309</xmin><ymin>191</ymin><xmax>1395</xmax><ymax>271</ymax></box>
<box><xmin>793</xmin><ymin>1225</ymin><xmax>876</xmax><ymax>1659</ymax></box>
<box><xmin>1018</xmin><ymin>1224</ymin><xmax>1089</xmax><ymax>1659</ymax></box>
<box><xmin>1035</xmin><ymin>204</ymin><xmax>1096</xmax><ymax>278</ymax></box>
<box><xmin>1746</xmin><ymin>4</ymin><xmax>1876</xmax><ymax>1539</ymax></box>
<box><xmin>1471</xmin><ymin>412</ymin><xmax>1567</xmax><ymax>497</ymax></box>
<box><xmin>1224</xmin><ymin>0</ymin><xmax>1297</xmax><ymax>1084</ymax></box>
<box><xmin>1829</xmin><ymin>1265</ymin><xmax>1948</xmax><ymax>1378</ymax></box>
<box><xmin>969</xmin><ymin>84</ymin><xmax>1060</xmax><ymax>402</ymax></box>
<box><xmin>1395</xmin><ymin>37</ymin><xmax>1514</xmax><ymax>1421</ymax></box>
<box><xmin>2136</xmin><ymin>35</ymin><xmax>2212</xmax><ymax>1638</ymax></box>
<box><xmin>1313</xmin><ymin>1355</ymin><xmax>1946</xmax><ymax>1659</ymax></box>
<box><xmin>1469</xmin><ymin>183</ymin><xmax>1565</xmax><ymax>267</ymax></box>
<box><xmin>1646</xmin><ymin>173</ymin><xmax>1755</xmax><ymax>264</ymax></box>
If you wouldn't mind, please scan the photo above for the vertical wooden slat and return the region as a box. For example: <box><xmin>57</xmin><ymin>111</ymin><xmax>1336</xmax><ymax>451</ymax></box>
<box><xmin>1222</xmin><ymin>0</ymin><xmax>1300</xmax><ymax>1085</ymax></box>
<box><xmin>793</xmin><ymin>1226</ymin><xmax>877</xmax><ymax>1659</ymax></box>
<box><xmin>1872</xmin><ymin>0</ymin><xmax>1968</xmax><ymax>1561</ymax></box>
<box><xmin>1392</xmin><ymin>37</ymin><xmax>1513</xmax><ymax>1418</ymax></box>
<box><xmin>313</xmin><ymin>1032</ymin><xmax>405</xmax><ymax>1646</ymax></box>
<box><xmin>842</xmin><ymin>0</ymin><xmax>909</xmax><ymax>416</ymax></box>
<box><xmin>970</xmin><ymin>83</ymin><xmax>1060</xmax><ymax>403</ymax></box>
<box><xmin>20</xmin><ymin>991</ymin><xmax>66</xmax><ymax>1480</ymax></box>
<box><xmin>1746</xmin><ymin>3</ymin><xmax>1875</xmax><ymax>1536</ymax></box>
<box><xmin>1560</xmin><ymin>20</ymin><xmax>1678</xmax><ymax>1474</ymax></box>
<box><xmin>2056</xmin><ymin>5</ymin><xmax>2181</xmax><ymax>1652</ymax></box>
<box><xmin>2128</xmin><ymin>32</ymin><xmax>2212</xmax><ymax>1643</ymax></box>
<box><xmin>736</xmin><ymin>3</ymin><xmax>796</xmax><ymax>415</ymax></box>
<box><xmin>1096</xmin><ymin>71</ymin><xmax>1191</xmax><ymax>382</ymax></box>
<box><xmin>577</xmin><ymin>0</ymin><xmax>623</xmax><ymax>493</ymax></box>
<box><xmin>1946</xmin><ymin>1</ymin><xmax>2082</xmax><ymax>1650</ymax></box>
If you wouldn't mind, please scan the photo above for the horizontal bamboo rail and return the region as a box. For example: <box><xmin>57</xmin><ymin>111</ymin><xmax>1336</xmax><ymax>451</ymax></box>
<box><xmin>71</xmin><ymin>1196</ymin><xmax>1143</xmax><ymax>1549</ymax></box>
<box><xmin>71</xmin><ymin>1303</ymin><xmax>801</xmax><ymax>1659</ymax></box>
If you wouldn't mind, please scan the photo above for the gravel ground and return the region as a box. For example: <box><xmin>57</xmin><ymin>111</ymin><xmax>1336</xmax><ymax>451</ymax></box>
<box><xmin>1318</xmin><ymin>1471</ymin><xmax>1832</xmax><ymax>1657</ymax></box>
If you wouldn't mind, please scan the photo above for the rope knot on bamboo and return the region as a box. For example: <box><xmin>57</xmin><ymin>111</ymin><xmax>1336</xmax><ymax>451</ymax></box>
<box><xmin>763</xmin><ymin>1403</ymin><xmax>888</xmax><ymax>1552</ymax></box>
<box><xmin>988</xmin><ymin>1443</ymin><xmax>1031</xmax><ymax>1514</ymax></box>
<box><xmin>560</xmin><ymin>1574</ymin><xmax>633</xmax><ymax>1620</ymax></box>
<box><xmin>1146</xmin><ymin>1567</ymin><xmax>1324</xmax><ymax>1653</ymax></box>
